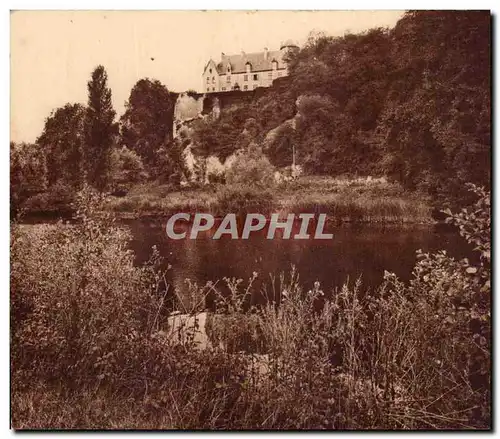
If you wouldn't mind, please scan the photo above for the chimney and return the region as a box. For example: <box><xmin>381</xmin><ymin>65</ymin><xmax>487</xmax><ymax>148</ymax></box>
<box><xmin>264</xmin><ymin>47</ymin><xmax>269</xmax><ymax>60</ymax></box>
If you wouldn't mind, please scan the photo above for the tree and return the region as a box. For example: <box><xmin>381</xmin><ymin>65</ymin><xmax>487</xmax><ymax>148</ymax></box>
<box><xmin>190</xmin><ymin>104</ymin><xmax>252</xmax><ymax>161</ymax></box>
<box><xmin>10</xmin><ymin>141</ymin><xmax>47</xmax><ymax>213</ymax></box>
<box><xmin>379</xmin><ymin>11</ymin><xmax>491</xmax><ymax>205</ymax></box>
<box><xmin>36</xmin><ymin>103</ymin><xmax>86</xmax><ymax>188</ymax></box>
<box><xmin>120</xmin><ymin>78</ymin><xmax>174</xmax><ymax>171</ymax></box>
<box><xmin>83</xmin><ymin>65</ymin><xmax>117</xmax><ymax>191</ymax></box>
<box><xmin>110</xmin><ymin>146</ymin><xmax>147</xmax><ymax>188</ymax></box>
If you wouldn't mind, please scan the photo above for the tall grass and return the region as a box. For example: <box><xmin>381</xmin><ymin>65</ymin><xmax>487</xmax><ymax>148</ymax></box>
<box><xmin>103</xmin><ymin>176</ymin><xmax>432</xmax><ymax>223</ymax></box>
<box><xmin>11</xmin><ymin>186</ymin><xmax>489</xmax><ymax>429</ymax></box>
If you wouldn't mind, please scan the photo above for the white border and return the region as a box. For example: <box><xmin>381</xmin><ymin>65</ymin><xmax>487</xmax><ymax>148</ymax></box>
<box><xmin>2</xmin><ymin>3</ymin><xmax>497</xmax><ymax>437</ymax></box>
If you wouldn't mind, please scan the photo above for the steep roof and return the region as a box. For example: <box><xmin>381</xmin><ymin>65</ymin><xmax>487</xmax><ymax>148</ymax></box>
<box><xmin>280</xmin><ymin>39</ymin><xmax>299</xmax><ymax>50</ymax></box>
<box><xmin>216</xmin><ymin>50</ymin><xmax>285</xmax><ymax>74</ymax></box>
<box><xmin>202</xmin><ymin>59</ymin><xmax>218</xmax><ymax>76</ymax></box>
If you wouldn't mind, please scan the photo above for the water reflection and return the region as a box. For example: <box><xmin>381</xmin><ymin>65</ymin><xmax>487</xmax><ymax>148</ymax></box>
<box><xmin>126</xmin><ymin>219</ymin><xmax>473</xmax><ymax>301</ymax></box>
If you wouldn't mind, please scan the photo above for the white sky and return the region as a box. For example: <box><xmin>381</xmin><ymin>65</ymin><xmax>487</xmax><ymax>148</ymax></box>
<box><xmin>10</xmin><ymin>10</ymin><xmax>404</xmax><ymax>143</ymax></box>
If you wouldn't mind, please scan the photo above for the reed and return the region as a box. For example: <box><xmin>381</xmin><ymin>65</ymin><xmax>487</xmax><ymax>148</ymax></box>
<box><xmin>104</xmin><ymin>176</ymin><xmax>432</xmax><ymax>224</ymax></box>
<box><xmin>11</xmin><ymin>187</ymin><xmax>489</xmax><ymax>430</ymax></box>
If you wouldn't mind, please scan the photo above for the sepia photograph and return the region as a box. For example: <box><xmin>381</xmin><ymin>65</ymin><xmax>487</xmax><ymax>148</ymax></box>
<box><xmin>9</xmin><ymin>9</ymin><xmax>491</xmax><ymax>430</ymax></box>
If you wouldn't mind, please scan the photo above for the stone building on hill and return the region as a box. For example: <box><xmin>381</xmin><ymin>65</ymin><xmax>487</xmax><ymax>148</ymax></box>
<box><xmin>202</xmin><ymin>40</ymin><xmax>299</xmax><ymax>93</ymax></box>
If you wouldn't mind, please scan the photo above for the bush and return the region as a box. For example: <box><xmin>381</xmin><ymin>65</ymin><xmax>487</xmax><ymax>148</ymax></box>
<box><xmin>225</xmin><ymin>148</ymin><xmax>276</xmax><ymax>189</ymax></box>
<box><xmin>216</xmin><ymin>185</ymin><xmax>275</xmax><ymax>216</ymax></box>
<box><xmin>10</xmin><ymin>142</ymin><xmax>47</xmax><ymax>215</ymax></box>
<box><xmin>110</xmin><ymin>146</ymin><xmax>148</xmax><ymax>189</ymax></box>
<box><xmin>22</xmin><ymin>181</ymin><xmax>76</xmax><ymax>216</ymax></box>
<box><xmin>11</xmin><ymin>187</ymin><xmax>165</xmax><ymax>390</ymax></box>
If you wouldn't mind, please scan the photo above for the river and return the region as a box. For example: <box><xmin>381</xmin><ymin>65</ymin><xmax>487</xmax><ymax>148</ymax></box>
<box><xmin>125</xmin><ymin>218</ymin><xmax>474</xmax><ymax>305</ymax></box>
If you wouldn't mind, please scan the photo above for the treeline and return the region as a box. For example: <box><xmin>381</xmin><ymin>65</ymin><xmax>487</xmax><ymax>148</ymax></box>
<box><xmin>11</xmin><ymin>69</ymin><xmax>182</xmax><ymax>215</ymax></box>
<box><xmin>11</xmin><ymin>11</ymin><xmax>491</xmax><ymax>215</ymax></box>
<box><xmin>190</xmin><ymin>11</ymin><xmax>490</xmax><ymax>207</ymax></box>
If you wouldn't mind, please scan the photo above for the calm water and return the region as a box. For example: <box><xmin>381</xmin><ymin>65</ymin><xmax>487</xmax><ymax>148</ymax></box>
<box><xmin>125</xmin><ymin>219</ymin><xmax>474</xmax><ymax>301</ymax></box>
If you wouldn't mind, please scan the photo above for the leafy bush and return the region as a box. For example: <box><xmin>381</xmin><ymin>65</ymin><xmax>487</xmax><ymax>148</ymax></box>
<box><xmin>225</xmin><ymin>148</ymin><xmax>276</xmax><ymax>189</ymax></box>
<box><xmin>10</xmin><ymin>142</ymin><xmax>47</xmax><ymax>214</ymax></box>
<box><xmin>363</xmin><ymin>184</ymin><xmax>491</xmax><ymax>427</ymax></box>
<box><xmin>215</xmin><ymin>185</ymin><xmax>275</xmax><ymax>216</ymax></box>
<box><xmin>11</xmin><ymin>187</ymin><xmax>165</xmax><ymax>390</ymax></box>
<box><xmin>22</xmin><ymin>181</ymin><xmax>76</xmax><ymax>216</ymax></box>
<box><xmin>110</xmin><ymin>146</ymin><xmax>148</xmax><ymax>189</ymax></box>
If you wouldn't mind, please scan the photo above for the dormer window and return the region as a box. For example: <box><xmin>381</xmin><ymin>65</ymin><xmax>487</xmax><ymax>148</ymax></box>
<box><xmin>246</xmin><ymin>62</ymin><xmax>252</xmax><ymax>73</ymax></box>
<box><xmin>227</xmin><ymin>65</ymin><xmax>231</xmax><ymax>73</ymax></box>
<box><xmin>272</xmin><ymin>60</ymin><xmax>278</xmax><ymax>70</ymax></box>
<box><xmin>209</xmin><ymin>68</ymin><xmax>212</xmax><ymax>74</ymax></box>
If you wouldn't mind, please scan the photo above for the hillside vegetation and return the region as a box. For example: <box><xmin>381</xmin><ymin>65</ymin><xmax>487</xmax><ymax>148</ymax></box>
<box><xmin>11</xmin><ymin>11</ymin><xmax>490</xmax><ymax>218</ymax></box>
<box><xmin>189</xmin><ymin>11</ymin><xmax>490</xmax><ymax>208</ymax></box>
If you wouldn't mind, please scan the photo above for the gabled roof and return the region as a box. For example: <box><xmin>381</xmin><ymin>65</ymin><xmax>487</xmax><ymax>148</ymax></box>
<box><xmin>202</xmin><ymin>59</ymin><xmax>218</xmax><ymax>76</ymax></box>
<box><xmin>216</xmin><ymin>50</ymin><xmax>285</xmax><ymax>74</ymax></box>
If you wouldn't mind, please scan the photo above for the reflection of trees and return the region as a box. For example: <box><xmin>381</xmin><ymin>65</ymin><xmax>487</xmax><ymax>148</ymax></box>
<box><xmin>129</xmin><ymin>221</ymin><xmax>473</xmax><ymax>310</ymax></box>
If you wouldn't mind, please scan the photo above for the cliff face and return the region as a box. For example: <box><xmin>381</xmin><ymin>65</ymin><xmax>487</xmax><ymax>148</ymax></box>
<box><xmin>173</xmin><ymin>92</ymin><xmax>205</xmax><ymax>138</ymax></box>
<box><xmin>172</xmin><ymin>79</ymin><xmax>294</xmax><ymax>185</ymax></box>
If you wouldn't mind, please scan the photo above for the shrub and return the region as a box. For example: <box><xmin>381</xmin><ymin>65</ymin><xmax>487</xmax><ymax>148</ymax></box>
<box><xmin>11</xmin><ymin>187</ymin><xmax>166</xmax><ymax>390</ymax></box>
<box><xmin>225</xmin><ymin>148</ymin><xmax>276</xmax><ymax>189</ymax></box>
<box><xmin>216</xmin><ymin>185</ymin><xmax>275</xmax><ymax>216</ymax></box>
<box><xmin>10</xmin><ymin>142</ymin><xmax>47</xmax><ymax>215</ymax></box>
<box><xmin>22</xmin><ymin>181</ymin><xmax>76</xmax><ymax>216</ymax></box>
<box><xmin>110</xmin><ymin>146</ymin><xmax>148</xmax><ymax>189</ymax></box>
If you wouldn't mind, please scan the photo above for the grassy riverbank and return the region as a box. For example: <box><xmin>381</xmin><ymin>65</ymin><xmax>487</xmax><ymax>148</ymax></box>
<box><xmin>11</xmin><ymin>187</ymin><xmax>490</xmax><ymax>429</ymax></box>
<box><xmin>105</xmin><ymin>176</ymin><xmax>432</xmax><ymax>224</ymax></box>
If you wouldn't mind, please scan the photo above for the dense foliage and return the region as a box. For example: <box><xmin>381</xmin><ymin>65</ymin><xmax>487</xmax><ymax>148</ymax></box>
<box><xmin>10</xmin><ymin>11</ymin><xmax>490</xmax><ymax>213</ymax></box>
<box><xmin>11</xmin><ymin>187</ymin><xmax>490</xmax><ymax>429</ymax></box>
<box><xmin>84</xmin><ymin>65</ymin><xmax>118</xmax><ymax>191</ymax></box>
<box><xmin>225</xmin><ymin>147</ymin><xmax>276</xmax><ymax>189</ymax></box>
<box><xmin>120</xmin><ymin>78</ymin><xmax>175</xmax><ymax>175</ymax></box>
<box><xmin>189</xmin><ymin>11</ymin><xmax>490</xmax><ymax>207</ymax></box>
<box><xmin>36</xmin><ymin>103</ymin><xmax>86</xmax><ymax>189</ymax></box>
<box><xmin>10</xmin><ymin>142</ymin><xmax>47</xmax><ymax>214</ymax></box>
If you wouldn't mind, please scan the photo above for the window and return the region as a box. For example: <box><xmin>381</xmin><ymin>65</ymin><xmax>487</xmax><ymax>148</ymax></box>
<box><xmin>243</xmin><ymin>85</ymin><xmax>248</xmax><ymax>90</ymax></box>
<box><xmin>227</xmin><ymin>66</ymin><xmax>231</xmax><ymax>72</ymax></box>
<box><xmin>253</xmin><ymin>74</ymin><xmax>258</xmax><ymax>81</ymax></box>
<box><xmin>212</xmin><ymin>77</ymin><xmax>215</xmax><ymax>83</ymax></box>
<box><xmin>209</xmin><ymin>68</ymin><xmax>212</xmax><ymax>74</ymax></box>
<box><xmin>227</xmin><ymin>76</ymin><xmax>231</xmax><ymax>82</ymax></box>
<box><xmin>212</xmin><ymin>87</ymin><xmax>215</xmax><ymax>91</ymax></box>
<box><xmin>246</xmin><ymin>63</ymin><xmax>251</xmax><ymax>73</ymax></box>
<box><xmin>268</xmin><ymin>72</ymin><xmax>272</xmax><ymax>78</ymax></box>
<box><xmin>244</xmin><ymin>75</ymin><xmax>248</xmax><ymax>81</ymax></box>
<box><xmin>206</xmin><ymin>77</ymin><xmax>209</xmax><ymax>83</ymax></box>
<box><xmin>222</xmin><ymin>87</ymin><xmax>226</xmax><ymax>91</ymax></box>
<box><xmin>207</xmin><ymin>87</ymin><xmax>210</xmax><ymax>92</ymax></box>
<box><xmin>272</xmin><ymin>60</ymin><xmax>278</xmax><ymax>70</ymax></box>
<box><xmin>278</xmin><ymin>71</ymin><xmax>283</xmax><ymax>77</ymax></box>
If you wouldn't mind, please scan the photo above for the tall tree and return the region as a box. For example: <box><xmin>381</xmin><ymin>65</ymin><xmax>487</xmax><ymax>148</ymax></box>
<box><xmin>120</xmin><ymin>78</ymin><xmax>174</xmax><ymax>173</ymax></box>
<box><xmin>36</xmin><ymin>103</ymin><xmax>86</xmax><ymax>188</ymax></box>
<box><xmin>84</xmin><ymin>65</ymin><xmax>117</xmax><ymax>191</ymax></box>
